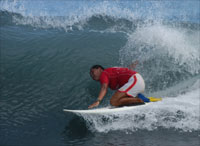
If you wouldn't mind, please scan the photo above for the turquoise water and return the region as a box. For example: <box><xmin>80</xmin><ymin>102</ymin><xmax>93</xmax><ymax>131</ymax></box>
<box><xmin>0</xmin><ymin>0</ymin><xmax>200</xmax><ymax>145</ymax></box>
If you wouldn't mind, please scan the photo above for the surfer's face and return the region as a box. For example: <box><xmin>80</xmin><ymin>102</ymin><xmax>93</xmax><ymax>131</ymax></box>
<box><xmin>90</xmin><ymin>68</ymin><xmax>102</xmax><ymax>81</ymax></box>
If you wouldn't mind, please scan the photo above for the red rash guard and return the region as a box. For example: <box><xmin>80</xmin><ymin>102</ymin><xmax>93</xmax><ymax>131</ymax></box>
<box><xmin>99</xmin><ymin>67</ymin><xmax>137</xmax><ymax>90</ymax></box>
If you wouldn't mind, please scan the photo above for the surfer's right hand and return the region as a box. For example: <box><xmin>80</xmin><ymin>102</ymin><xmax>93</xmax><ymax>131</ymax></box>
<box><xmin>88</xmin><ymin>101</ymin><xmax>100</xmax><ymax>109</ymax></box>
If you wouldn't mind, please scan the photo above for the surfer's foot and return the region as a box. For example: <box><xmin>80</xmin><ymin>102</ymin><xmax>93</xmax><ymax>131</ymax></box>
<box><xmin>137</xmin><ymin>93</ymin><xmax>150</xmax><ymax>102</ymax></box>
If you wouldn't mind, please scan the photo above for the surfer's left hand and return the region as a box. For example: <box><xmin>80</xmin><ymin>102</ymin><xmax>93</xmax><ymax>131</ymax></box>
<box><xmin>88</xmin><ymin>101</ymin><xmax>100</xmax><ymax>109</ymax></box>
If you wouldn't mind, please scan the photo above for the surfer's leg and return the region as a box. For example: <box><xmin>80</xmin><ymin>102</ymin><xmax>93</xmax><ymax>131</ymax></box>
<box><xmin>110</xmin><ymin>73</ymin><xmax>145</xmax><ymax>107</ymax></box>
<box><xmin>110</xmin><ymin>91</ymin><xmax>144</xmax><ymax>107</ymax></box>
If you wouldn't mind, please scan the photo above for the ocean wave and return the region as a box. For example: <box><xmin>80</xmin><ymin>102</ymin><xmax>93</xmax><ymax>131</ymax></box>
<box><xmin>1</xmin><ymin>8</ymin><xmax>199</xmax><ymax>93</ymax></box>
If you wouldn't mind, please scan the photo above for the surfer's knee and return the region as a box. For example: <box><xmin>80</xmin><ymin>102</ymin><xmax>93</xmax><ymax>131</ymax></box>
<box><xmin>110</xmin><ymin>93</ymin><xmax>120</xmax><ymax>106</ymax></box>
<box><xmin>110</xmin><ymin>99</ymin><xmax>120</xmax><ymax>106</ymax></box>
<box><xmin>110</xmin><ymin>91</ymin><xmax>126</xmax><ymax>106</ymax></box>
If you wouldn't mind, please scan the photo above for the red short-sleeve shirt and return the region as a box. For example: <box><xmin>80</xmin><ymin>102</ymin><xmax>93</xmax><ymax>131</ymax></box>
<box><xmin>99</xmin><ymin>67</ymin><xmax>137</xmax><ymax>90</ymax></box>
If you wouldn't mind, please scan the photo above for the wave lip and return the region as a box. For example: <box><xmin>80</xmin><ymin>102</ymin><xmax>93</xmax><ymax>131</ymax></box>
<box><xmin>0</xmin><ymin>1</ymin><xmax>136</xmax><ymax>31</ymax></box>
<box><xmin>1</xmin><ymin>0</ymin><xmax>199</xmax><ymax>31</ymax></box>
<box><xmin>119</xmin><ymin>23</ymin><xmax>200</xmax><ymax>92</ymax></box>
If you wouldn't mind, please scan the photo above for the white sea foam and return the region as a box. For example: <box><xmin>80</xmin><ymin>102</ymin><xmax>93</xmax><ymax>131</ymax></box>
<box><xmin>0</xmin><ymin>0</ymin><xmax>137</xmax><ymax>31</ymax></box>
<box><xmin>120</xmin><ymin>24</ymin><xmax>200</xmax><ymax>74</ymax></box>
<box><xmin>1</xmin><ymin>0</ymin><xmax>199</xmax><ymax>31</ymax></box>
<box><xmin>78</xmin><ymin>80</ymin><xmax>200</xmax><ymax>133</ymax></box>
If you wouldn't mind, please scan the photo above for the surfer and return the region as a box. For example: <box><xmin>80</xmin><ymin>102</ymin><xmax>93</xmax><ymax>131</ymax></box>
<box><xmin>88</xmin><ymin>61</ymin><xmax>146</xmax><ymax>109</ymax></box>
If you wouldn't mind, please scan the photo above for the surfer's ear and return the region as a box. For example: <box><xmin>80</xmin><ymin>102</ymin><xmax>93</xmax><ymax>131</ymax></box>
<box><xmin>90</xmin><ymin>69</ymin><xmax>94</xmax><ymax>78</ymax></box>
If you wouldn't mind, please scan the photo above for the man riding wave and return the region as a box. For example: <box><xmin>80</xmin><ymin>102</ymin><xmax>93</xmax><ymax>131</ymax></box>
<box><xmin>88</xmin><ymin>61</ymin><xmax>149</xmax><ymax>109</ymax></box>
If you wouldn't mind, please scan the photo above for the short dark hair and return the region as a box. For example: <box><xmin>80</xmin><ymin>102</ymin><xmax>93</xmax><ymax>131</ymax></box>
<box><xmin>90</xmin><ymin>65</ymin><xmax>104</xmax><ymax>71</ymax></box>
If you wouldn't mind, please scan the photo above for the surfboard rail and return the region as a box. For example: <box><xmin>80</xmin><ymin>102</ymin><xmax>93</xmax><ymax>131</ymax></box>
<box><xmin>63</xmin><ymin>97</ymin><xmax>162</xmax><ymax>114</ymax></box>
<box><xmin>63</xmin><ymin>102</ymin><xmax>154</xmax><ymax>114</ymax></box>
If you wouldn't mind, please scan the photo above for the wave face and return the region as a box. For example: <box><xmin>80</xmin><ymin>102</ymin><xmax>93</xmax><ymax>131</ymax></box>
<box><xmin>0</xmin><ymin>0</ymin><xmax>200</xmax><ymax>141</ymax></box>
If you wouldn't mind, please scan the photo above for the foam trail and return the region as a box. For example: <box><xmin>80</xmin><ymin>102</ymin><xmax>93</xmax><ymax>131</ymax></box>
<box><xmin>77</xmin><ymin>80</ymin><xmax>199</xmax><ymax>133</ymax></box>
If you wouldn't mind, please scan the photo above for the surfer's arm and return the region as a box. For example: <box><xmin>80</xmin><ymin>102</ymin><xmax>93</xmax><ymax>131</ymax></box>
<box><xmin>97</xmin><ymin>83</ymin><xmax>108</xmax><ymax>102</ymax></box>
<box><xmin>88</xmin><ymin>83</ymin><xmax>108</xmax><ymax>109</ymax></box>
<box><xmin>128</xmin><ymin>60</ymin><xmax>139</xmax><ymax>70</ymax></box>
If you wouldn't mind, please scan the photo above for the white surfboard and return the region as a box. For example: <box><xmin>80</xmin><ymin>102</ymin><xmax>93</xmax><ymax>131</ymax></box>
<box><xmin>63</xmin><ymin>102</ymin><xmax>153</xmax><ymax>114</ymax></box>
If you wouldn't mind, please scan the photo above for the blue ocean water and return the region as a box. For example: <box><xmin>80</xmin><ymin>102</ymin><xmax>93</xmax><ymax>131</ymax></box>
<box><xmin>0</xmin><ymin>0</ymin><xmax>200</xmax><ymax>146</ymax></box>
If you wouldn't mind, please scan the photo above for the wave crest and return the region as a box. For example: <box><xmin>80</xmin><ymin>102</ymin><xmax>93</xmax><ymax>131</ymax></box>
<box><xmin>1</xmin><ymin>0</ymin><xmax>199</xmax><ymax>31</ymax></box>
<box><xmin>119</xmin><ymin>24</ymin><xmax>200</xmax><ymax>92</ymax></box>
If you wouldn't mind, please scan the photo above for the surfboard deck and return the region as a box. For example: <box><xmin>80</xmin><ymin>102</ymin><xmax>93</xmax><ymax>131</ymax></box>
<box><xmin>63</xmin><ymin>102</ymin><xmax>154</xmax><ymax>114</ymax></box>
